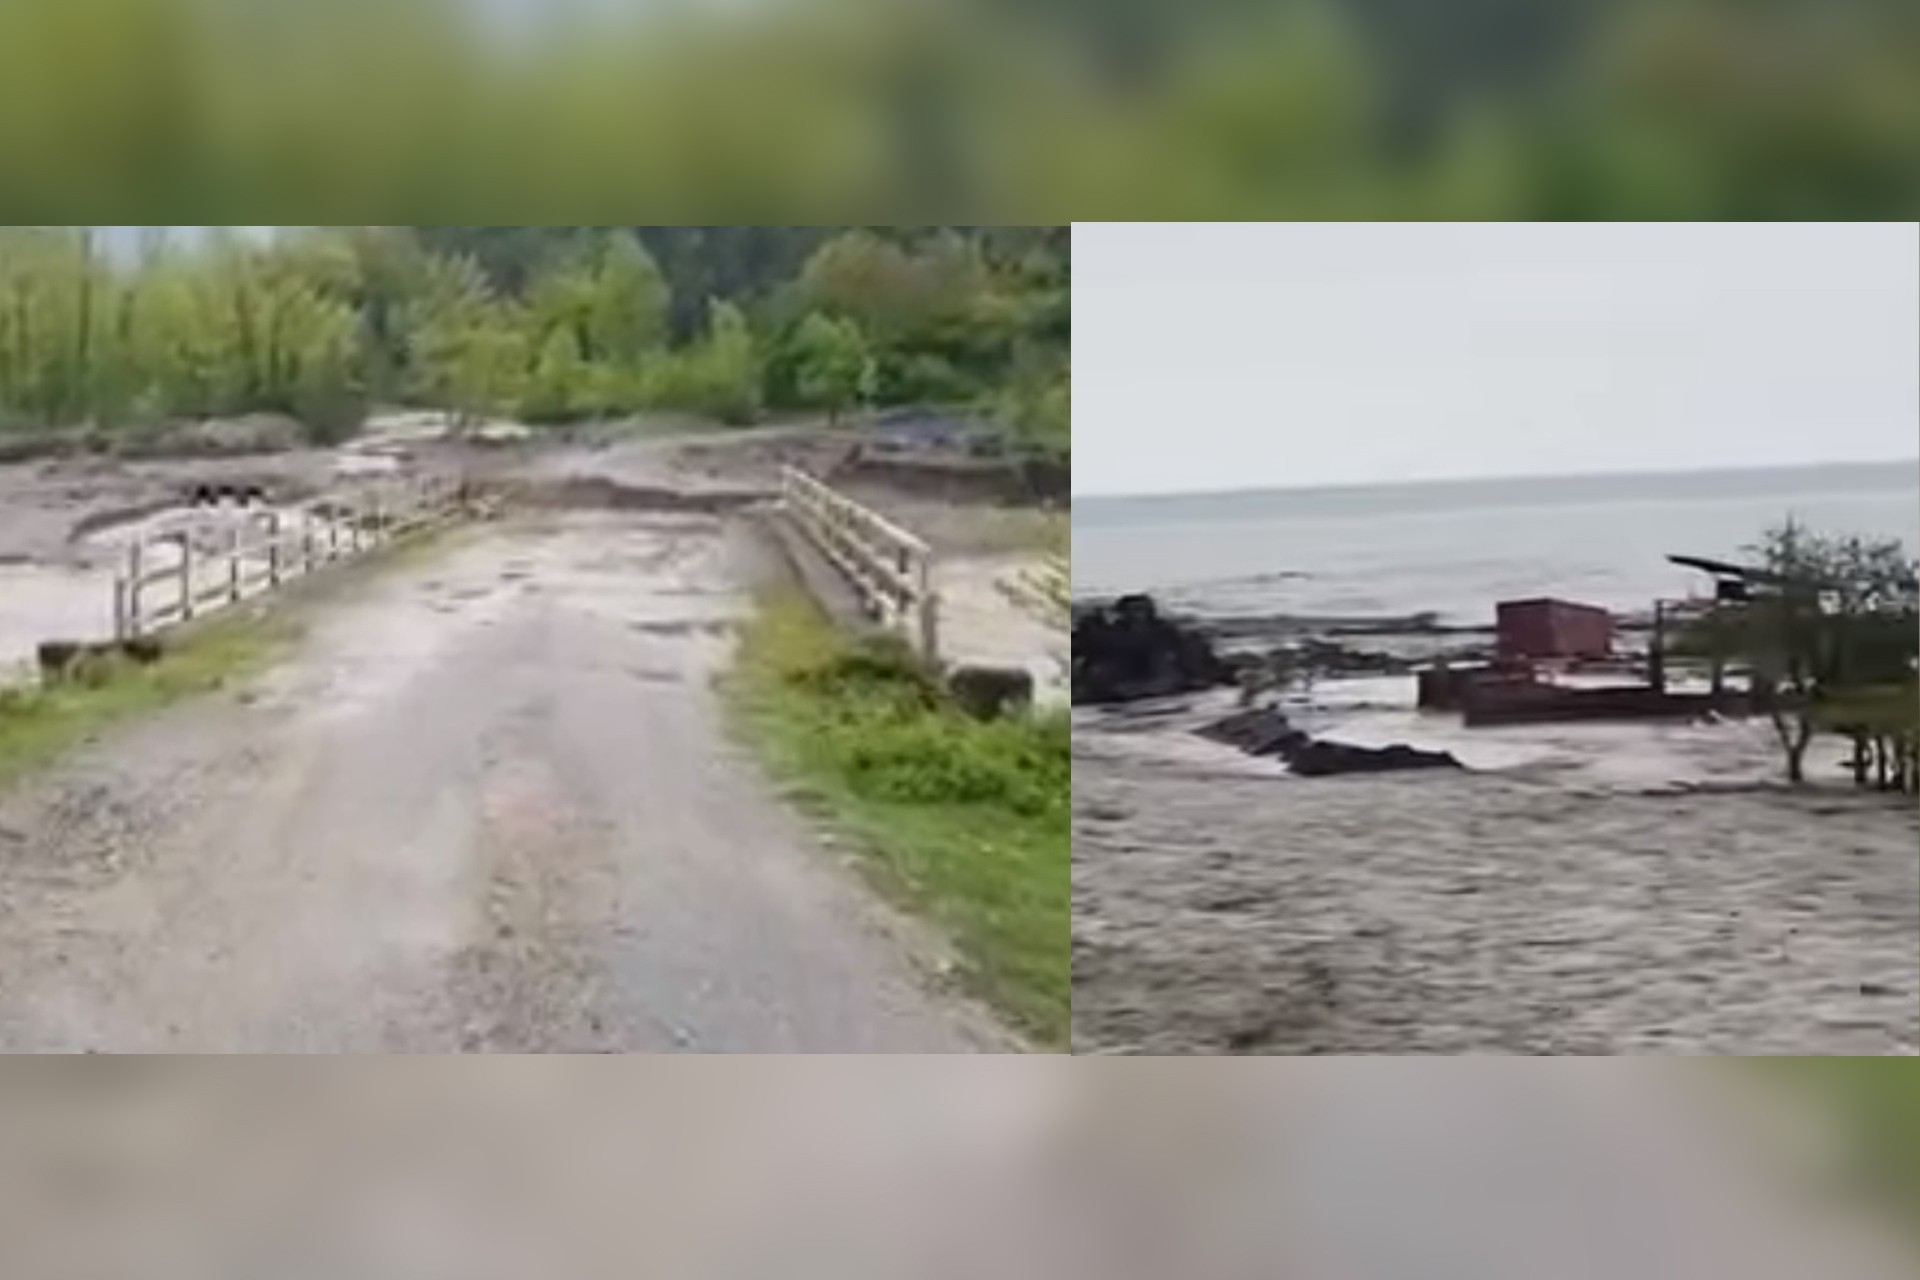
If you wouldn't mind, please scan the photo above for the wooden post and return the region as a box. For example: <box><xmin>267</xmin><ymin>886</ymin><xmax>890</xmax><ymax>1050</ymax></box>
<box><xmin>127</xmin><ymin>539</ymin><xmax>145</xmax><ymax>638</ymax></box>
<box><xmin>178</xmin><ymin>535</ymin><xmax>196</xmax><ymax>621</ymax></box>
<box><xmin>267</xmin><ymin>511</ymin><xmax>283</xmax><ymax>588</ymax></box>
<box><xmin>302</xmin><ymin>511</ymin><xmax>315</xmax><ymax>574</ymax></box>
<box><xmin>893</xmin><ymin>545</ymin><xmax>912</xmax><ymax>632</ymax></box>
<box><xmin>113</xmin><ymin>576</ymin><xmax>129</xmax><ymax>642</ymax></box>
<box><xmin>916</xmin><ymin>553</ymin><xmax>938</xmax><ymax>664</ymax></box>
<box><xmin>228</xmin><ymin>524</ymin><xmax>242</xmax><ymax>603</ymax></box>
<box><xmin>1649</xmin><ymin>600</ymin><xmax>1667</xmax><ymax>695</ymax></box>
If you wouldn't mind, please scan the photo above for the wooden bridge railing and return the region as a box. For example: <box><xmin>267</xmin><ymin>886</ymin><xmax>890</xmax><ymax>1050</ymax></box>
<box><xmin>778</xmin><ymin>466</ymin><xmax>939</xmax><ymax>662</ymax></box>
<box><xmin>114</xmin><ymin>476</ymin><xmax>463</xmax><ymax>640</ymax></box>
<box><xmin>1000</xmin><ymin>554</ymin><xmax>1068</xmax><ymax>628</ymax></box>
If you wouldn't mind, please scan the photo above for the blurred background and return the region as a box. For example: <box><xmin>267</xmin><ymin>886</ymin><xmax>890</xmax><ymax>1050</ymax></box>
<box><xmin>0</xmin><ymin>0</ymin><xmax>1916</xmax><ymax>218</ymax></box>
<box><xmin>0</xmin><ymin>1058</ymin><xmax>1914</xmax><ymax>1279</ymax></box>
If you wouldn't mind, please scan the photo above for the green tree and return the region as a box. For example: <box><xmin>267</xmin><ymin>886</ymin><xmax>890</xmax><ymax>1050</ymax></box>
<box><xmin>1705</xmin><ymin>521</ymin><xmax>1919</xmax><ymax>786</ymax></box>
<box><xmin>0</xmin><ymin>224</ymin><xmax>1066</xmax><ymax>447</ymax></box>
<box><xmin>645</xmin><ymin>298</ymin><xmax>762</xmax><ymax>424</ymax></box>
<box><xmin>787</xmin><ymin>312</ymin><xmax>875</xmax><ymax>424</ymax></box>
<box><xmin>516</xmin><ymin>230</ymin><xmax>670</xmax><ymax>416</ymax></box>
<box><xmin>405</xmin><ymin>252</ymin><xmax>524</xmax><ymax>428</ymax></box>
<box><xmin>584</xmin><ymin>232</ymin><xmax>669</xmax><ymax>361</ymax></box>
<box><xmin>335</xmin><ymin>226</ymin><xmax>434</xmax><ymax>400</ymax></box>
<box><xmin>797</xmin><ymin>231</ymin><xmax>935</xmax><ymax>340</ymax></box>
<box><xmin>521</xmin><ymin>326</ymin><xmax>587</xmax><ymax>423</ymax></box>
<box><xmin>1022</xmin><ymin>365</ymin><xmax>1070</xmax><ymax>456</ymax></box>
<box><xmin>0</xmin><ymin>227</ymin><xmax>123</xmax><ymax>429</ymax></box>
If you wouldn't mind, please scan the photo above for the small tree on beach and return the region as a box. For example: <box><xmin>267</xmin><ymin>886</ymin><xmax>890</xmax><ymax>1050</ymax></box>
<box><xmin>1706</xmin><ymin>519</ymin><xmax>1918</xmax><ymax>786</ymax></box>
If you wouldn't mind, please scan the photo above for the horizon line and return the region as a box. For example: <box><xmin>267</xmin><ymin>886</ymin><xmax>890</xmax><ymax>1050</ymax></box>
<box><xmin>1072</xmin><ymin>455</ymin><xmax>1920</xmax><ymax>503</ymax></box>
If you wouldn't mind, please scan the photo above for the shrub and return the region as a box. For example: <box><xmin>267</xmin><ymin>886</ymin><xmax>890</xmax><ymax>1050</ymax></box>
<box><xmin>789</xmin><ymin>632</ymin><xmax>942</xmax><ymax>709</ymax></box>
<box><xmin>823</xmin><ymin>709</ymin><xmax>1066</xmax><ymax>816</ymax></box>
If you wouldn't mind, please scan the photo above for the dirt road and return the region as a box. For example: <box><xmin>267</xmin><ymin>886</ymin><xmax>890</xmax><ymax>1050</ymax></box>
<box><xmin>0</xmin><ymin>512</ymin><xmax>1005</xmax><ymax>1052</ymax></box>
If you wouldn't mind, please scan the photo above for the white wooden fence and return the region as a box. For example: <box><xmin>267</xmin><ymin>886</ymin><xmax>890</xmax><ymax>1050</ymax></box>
<box><xmin>113</xmin><ymin>477</ymin><xmax>464</xmax><ymax>640</ymax></box>
<box><xmin>778</xmin><ymin>466</ymin><xmax>939</xmax><ymax>662</ymax></box>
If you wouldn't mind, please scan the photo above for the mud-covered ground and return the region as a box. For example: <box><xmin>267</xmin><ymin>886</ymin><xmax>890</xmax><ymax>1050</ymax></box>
<box><xmin>934</xmin><ymin>554</ymin><xmax>1068</xmax><ymax>705</ymax></box>
<box><xmin>0</xmin><ymin>422</ymin><xmax>1060</xmax><ymax>1050</ymax></box>
<box><xmin>0</xmin><ymin>451</ymin><xmax>340</xmax><ymax>566</ymax></box>
<box><xmin>0</xmin><ymin>421</ymin><xmax>1047</xmax><ymax>674</ymax></box>
<box><xmin>0</xmin><ymin>512</ymin><xmax>1011</xmax><ymax>1051</ymax></box>
<box><xmin>1072</xmin><ymin>693</ymin><xmax>1920</xmax><ymax>1056</ymax></box>
<box><xmin>0</xmin><ymin>431</ymin><xmax>454</xmax><ymax>679</ymax></box>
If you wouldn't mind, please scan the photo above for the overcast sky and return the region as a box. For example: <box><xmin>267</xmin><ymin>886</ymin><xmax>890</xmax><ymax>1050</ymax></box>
<box><xmin>1073</xmin><ymin>222</ymin><xmax>1920</xmax><ymax>496</ymax></box>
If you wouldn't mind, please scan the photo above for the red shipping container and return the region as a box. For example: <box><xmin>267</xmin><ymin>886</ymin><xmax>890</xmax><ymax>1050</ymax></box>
<box><xmin>1495</xmin><ymin>598</ymin><xmax>1613</xmax><ymax>661</ymax></box>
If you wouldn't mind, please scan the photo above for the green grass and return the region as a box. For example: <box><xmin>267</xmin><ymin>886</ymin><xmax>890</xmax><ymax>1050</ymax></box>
<box><xmin>725</xmin><ymin>593</ymin><xmax>1068</xmax><ymax>1048</ymax></box>
<box><xmin>1761</xmin><ymin>1059</ymin><xmax>1920</xmax><ymax>1237</ymax></box>
<box><xmin>0</xmin><ymin>616</ymin><xmax>291</xmax><ymax>787</ymax></box>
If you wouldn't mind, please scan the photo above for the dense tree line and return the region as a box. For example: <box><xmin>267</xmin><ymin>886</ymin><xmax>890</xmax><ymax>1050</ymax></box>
<box><xmin>0</xmin><ymin>226</ymin><xmax>1069</xmax><ymax>454</ymax></box>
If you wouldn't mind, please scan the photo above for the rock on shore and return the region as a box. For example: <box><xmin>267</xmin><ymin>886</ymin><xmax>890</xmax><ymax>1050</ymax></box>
<box><xmin>1071</xmin><ymin>594</ymin><xmax>1232</xmax><ymax>705</ymax></box>
<box><xmin>1198</xmin><ymin>705</ymin><xmax>1462</xmax><ymax>777</ymax></box>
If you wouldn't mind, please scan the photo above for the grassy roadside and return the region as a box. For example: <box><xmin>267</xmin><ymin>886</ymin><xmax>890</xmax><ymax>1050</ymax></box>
<box><xmin>724</xmin><ymin>592</ymin><xmax>1068</xmax><ymax>1049</ymax></box>
<box><xmin>0</xmin><ymin>615</ymin><xmax>292</xmax><ymax>787</ymax></box>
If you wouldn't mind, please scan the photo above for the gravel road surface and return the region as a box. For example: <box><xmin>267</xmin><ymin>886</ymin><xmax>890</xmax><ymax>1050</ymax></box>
<box><xmin>0</xmin><ymin>512</ymin><xmax>1005</xmax><ymax>1052</ymax></box>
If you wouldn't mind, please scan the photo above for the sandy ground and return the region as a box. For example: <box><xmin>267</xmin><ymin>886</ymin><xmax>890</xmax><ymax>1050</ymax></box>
<box><xmin>1073</xmin><ymin>689</ymin><xmax>1920</xmax><ymax>1056</ymax></box>
<box><xmin>0</xmin><ymin>512</ymin><xmax>1007</xmax><ymax>1052</ymax></box>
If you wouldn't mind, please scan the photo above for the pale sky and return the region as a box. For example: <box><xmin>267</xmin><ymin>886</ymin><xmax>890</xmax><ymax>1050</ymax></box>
<box><xmin>1073</xmin><ymin>222</ymin><xmax>1920</xmax><ymax>496</ymax></box>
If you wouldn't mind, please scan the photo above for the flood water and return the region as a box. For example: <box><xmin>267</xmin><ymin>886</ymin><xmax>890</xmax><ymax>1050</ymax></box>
<box><xmin>0</xmin><ymin>502</ymin><xmax>335</xmax><ymax>681</ymax></box>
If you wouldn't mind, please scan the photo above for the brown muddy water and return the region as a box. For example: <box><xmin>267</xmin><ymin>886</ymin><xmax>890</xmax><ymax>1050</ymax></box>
<box><xmin>0</xmin><ymin>453</ymin><xmax>333</xmax><ymax>681</ymax></box>
<box><xmin>0</xmin><ymin>504</ymin><xmax>343</xmax><ymax>682</ymax></box>
<box><xmin>1072</xmin><ymin>689</ymin><xmax>1920</xmax><ymax>1056</ymax></box>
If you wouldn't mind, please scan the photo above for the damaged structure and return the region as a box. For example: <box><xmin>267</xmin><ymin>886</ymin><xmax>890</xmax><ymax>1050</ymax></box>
<box><xmin>1418</xmin><ymin>560</ymin><xmax>1762</xmax><ymax>726</ymax></box>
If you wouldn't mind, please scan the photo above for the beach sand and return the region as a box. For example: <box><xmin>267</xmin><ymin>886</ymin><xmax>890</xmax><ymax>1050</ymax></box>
<box><xmin>1072</xmin><ymin>692</ymin><xmax>1920</xmax><ymax>1055</ymax></box>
